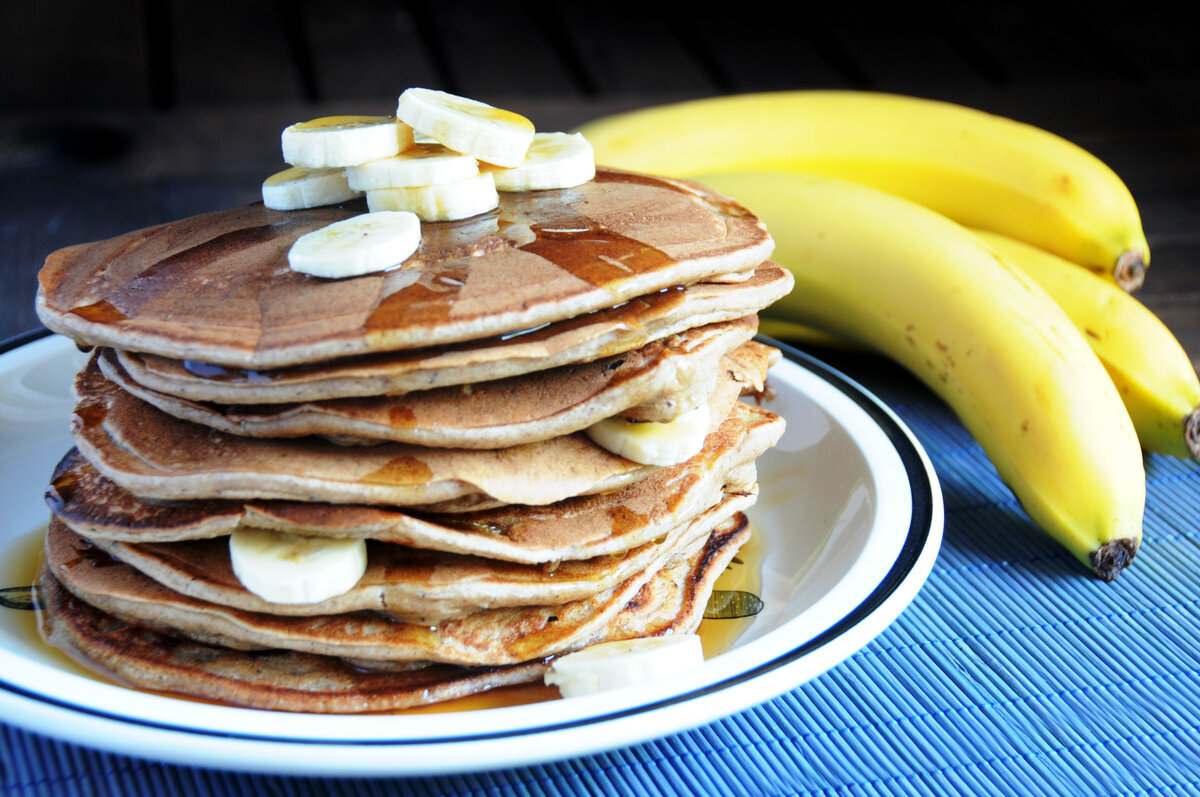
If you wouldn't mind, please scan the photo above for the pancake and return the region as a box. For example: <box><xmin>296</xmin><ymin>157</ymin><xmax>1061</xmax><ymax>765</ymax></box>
<box><xmin>112</xmin><ymin>264</ymin><xmax>791</xmax><ymax>404</ymax></box>
<box><xmin>96</xmin><ymin>329</ymin><xmax>771</xmax><ymax>447</ymax></box>
<box><xmin>70</xmin><ymin>348</ymin><xmax>760</xmax><ymax>508</ymax></box>
<box><xmin>47</xmin><ymin>514</ymin><xmax>749</xmax><ymax>668</ymax></box>
<box><xmin>58</xmin><ymin>486</ymin><xmax>749</xmax><ymax>622</ymax></box>
<box><xmin>34</xmin><ymin>125</ymin><xmax>789</xmax><ymax>713</ymax></box>
<box><xmin>49</xmin><ymin>396</ymin><xmax>779</xmax><ymax>561</ymax></box>
<box><xmin>39</xmin><ymin>513</ymin><xmax>746</xmax><ymax>713</ymax></box>
<box><xmin>36</xmin><ymin>169</ymin><xmax>774</xmax><ymax>370</ymax></box>
<box><xmin>38</xmin><ymin>570</ymin><xmax>549</xmax><ymax>713</ymax></box>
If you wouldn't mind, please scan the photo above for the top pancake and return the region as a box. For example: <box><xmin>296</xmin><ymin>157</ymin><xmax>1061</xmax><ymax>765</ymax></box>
<box><xmin>36</xmin><ymin>169</ymin><xmax>774</xmax><ymax>369</ymax></box>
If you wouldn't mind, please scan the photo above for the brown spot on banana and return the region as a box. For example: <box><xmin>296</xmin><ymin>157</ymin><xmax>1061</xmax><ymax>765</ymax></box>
<box><xmin>1054</xmin><ymin>172</ymin><xmax>1074</xmax><ymax>197</ymax></box>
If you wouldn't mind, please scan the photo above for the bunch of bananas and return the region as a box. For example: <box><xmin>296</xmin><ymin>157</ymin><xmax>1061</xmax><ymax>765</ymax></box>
<box><xmin>577</xmin><ymin>91</ymin><xmax>1200</xmax><ymax>581</ymax></box>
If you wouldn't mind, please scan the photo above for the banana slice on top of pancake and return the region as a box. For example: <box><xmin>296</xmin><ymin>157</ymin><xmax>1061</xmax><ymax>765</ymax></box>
<box><xmin>262</xmin><ymin>166</ymin><xmax>362</xmax><ymax>211</ymax></box>
<box><xmin>287</xmin><ymin>210</ymin><xmax>422</xmax><ymax>278</ymax></box>
<box><xmin>282</xmin><ymin>115</ymin><xmax>415</xmax><ymax>169</ymax></box>
<box><xmin>489</xmin><ymin>132</ymin><xmax>596</xmax><ymax>192</ymax></box>
<box><xmin>396</xmin><ymin>87</ymin><xmax>535</xmax><ymax>168</ymax></box>
<box><xmin>365</xmin><ymin>171</ymin><xmax>499</xmax><ymax>222</ymax></box>
<box><xmin>345</xmin><ymin>142</ymin><xmax>480</xmax><ymax>190</ymax></box>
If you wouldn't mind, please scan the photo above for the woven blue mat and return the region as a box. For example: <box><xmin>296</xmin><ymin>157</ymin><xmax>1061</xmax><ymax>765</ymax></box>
<box><xmin>3</xmin><ymin>350</ymin><xmax>1198</xmax><ymax>797</ymax></box>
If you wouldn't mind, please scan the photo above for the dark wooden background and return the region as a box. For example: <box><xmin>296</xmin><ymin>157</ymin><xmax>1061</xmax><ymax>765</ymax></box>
<box><xmin>3</xmin><ymin>0</ymin><xmax>1197</xmax><ymax>369</ymax></box>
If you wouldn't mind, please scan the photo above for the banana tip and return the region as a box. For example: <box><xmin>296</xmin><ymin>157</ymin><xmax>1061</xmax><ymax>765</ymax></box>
<box><xmin>1114</xmin><ymin>250</ymin><xmax>1146</xmax><ymax>292</ymax></box>
<box><xmin>1186</xmin><ymin>406</ymin><xmax>1200</xmax><ymax>461</ymax></box>
<box><xmin>1090</xmin><ymin>538</ymin><xmax>1138</xmax><ymax>582</ymax></box>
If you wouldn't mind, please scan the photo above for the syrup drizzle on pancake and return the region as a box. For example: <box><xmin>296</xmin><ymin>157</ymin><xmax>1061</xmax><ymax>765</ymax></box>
<box><xmin>41</xmin><ymin>169</ymin><xmax>773</xmax><ymax>370</ymax></box>
<box><xmin>176</xmin><ymin>285</ymin><xmax>694</xmax><ymax>386</ymax></box>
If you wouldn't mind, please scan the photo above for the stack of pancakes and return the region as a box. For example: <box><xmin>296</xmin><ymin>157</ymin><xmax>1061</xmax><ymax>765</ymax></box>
<box><xmin>33</xmin><ymin>167</ymin><xmax>792</xmax><ymax>712</ymax></box>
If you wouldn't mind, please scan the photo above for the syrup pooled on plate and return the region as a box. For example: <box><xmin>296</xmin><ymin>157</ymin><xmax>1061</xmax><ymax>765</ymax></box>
<box><xmin>4</xmin><ymin>519</ymin><xmax>766</xmax><ymax>714</ymax></box>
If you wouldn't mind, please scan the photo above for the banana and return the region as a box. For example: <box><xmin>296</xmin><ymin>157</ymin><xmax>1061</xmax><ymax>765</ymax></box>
<box><xmin>576</xmin><ymin>91</ymin><xmax>1149</xmax><ymax>290</ymax></box>
<box><xmin>261</xmin><ymin>166</ymin><xmax>361</xmax><ymax>210</ymax></box>
<box><xmin>585</xmin><ymin>403</ymin><xmax>710</xmax><ymax>466</ymax></box>
<box><xmin>757</xmin><ymin>317</ymin><xmax>863</xmax><ymax>351</ymax></box>
<box><xmin>489</xmin><ymin>132</ymin><xmax>596</xmax><ymax>191</ymax></box>
<box><xmin>396</xmin><ymin>87</ymin><xmax>535</xmax><ymax>168</ymax></box>
<box><xmin>365</xmin><ymin>171</ymin><xmax>499</xmax><ymax>222</ymax></box>
<box><xmin>281</xmin><ymin>115</ymin><xmax>415</xmax><ymax>169</ymax></box>
<box><xmin>344</xmin><ymin>142</ymin><xmax>480</xmax><ymax>190</ymax></box>
<box><xmin>287</xmin><ymin>210</ymin><xmax>421</xmax><ymax>278</ymax></box>
<box><xmin>228</xmin><ymin>527</ymin><xmax>368</xmax><ymax>604</ymax></box>
<box><xmin>700</xmin><ymin>170</ymin><xmax>1145</xmax><ymax>580</ymax></box>
<box><xmin>544</xmin><ymin>634</ymin><xmax>704</xmax><ymax>697</ymax></box>
<box><xmin>973</xmin><ymin>229</ymin><xmax>1200</xmax><ymax>461</ymax></box>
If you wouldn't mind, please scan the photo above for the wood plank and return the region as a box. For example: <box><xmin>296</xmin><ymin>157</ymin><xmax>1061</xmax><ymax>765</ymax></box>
<box><xmin>678</xmin><ymin>12</ymin><xmax>856</xmax><ymax>91</ymax></box>
<box><xmin>1061</xmin><ymin>0</ymin><xmax>1200</xmax><ymax>79</ymax></box>
<box><xmin>792</xmin><ymin>1</ymin><xmax>991</xmax><ymax>92</ymax></box>
<box><xmin>556</xmin><ymin>3</ymin><xmax>721</xmax><ymax>96</ymax></box>
<box><xmin>299</xmin><ymin>0</ymin><xmax>440</xmax><ymax>102</ymax></box>
<box><xmin>0</xmin><ymin>1</ymin><xmax>150</xmax><ymax>109</ymax></box>
<box><xmin>166</xmin><ymin>0</ymin><xmax>306</xmax><ymax>104</ymax></box>
<box><xmin>404</xmin><ymin>2</ymin><xmax>580</xmax><ymax>99</ymax></box>
<box><xmin>1</xmin><ymin>167</ymin><xmax>160</xmax><ymax>342</ymax></box>
<box><xmin>928</xmin><ymin>0</ymin><xmax>1135</xmax><ymax>85</ymax></box>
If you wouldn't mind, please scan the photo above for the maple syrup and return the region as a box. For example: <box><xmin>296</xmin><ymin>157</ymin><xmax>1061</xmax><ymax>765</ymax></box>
<box><xmin>2</xmin><ymin>525</ymin><xmax>110</xmax><ymax>685</ymax></box>
<box><xmin>697</xmin><ymin>522</ymin><xmax>766</xmax><ymax>660</ymax></box>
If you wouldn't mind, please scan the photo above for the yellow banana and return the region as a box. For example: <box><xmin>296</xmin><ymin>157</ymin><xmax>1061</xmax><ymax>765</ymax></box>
<box><xmin>973</xmin><ymin>229</ymin><xmax>1200</xmax><ymax>461</ymax></box>
<box><xmin>757</xmin><ymin>317</ymin><xmax>862</xmax><ymax>351</ymax></box>
<box><xmin>699</xmin><ymin>170</ymin><xmax>1145</xmax><ymax>580</ymax></box>
<box><xmin>577</xmin><ymin>91</ymin><xmax>1149</xmax><ymax>290</ymax></box>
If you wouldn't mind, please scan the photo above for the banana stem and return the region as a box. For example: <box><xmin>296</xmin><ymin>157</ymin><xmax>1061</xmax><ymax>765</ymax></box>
<box><xmin>1187</xmin><ymin>406</ymin><xmax>1200</xmax><ymax>461</ymax></box>
<box><xmin>1115</xmin><ymin>250</ymin><xmax>1146</xmax><ymax>292</ymax></box>
<box><xmin>1091</xmin><ymin>538</ymin><xmax>1140</xmax><ymax>582</ymax></box>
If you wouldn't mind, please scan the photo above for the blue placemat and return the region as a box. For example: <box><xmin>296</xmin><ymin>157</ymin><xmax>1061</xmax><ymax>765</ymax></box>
<box><xmin>3</xmin><ymin>350</ymin><xmax>1198</xmax><ymax>797</ymax></box>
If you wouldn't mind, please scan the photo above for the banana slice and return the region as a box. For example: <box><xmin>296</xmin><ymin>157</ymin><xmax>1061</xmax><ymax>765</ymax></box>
<box><xmin>395</xmin><ymin>87</ymin><xmax>535</xmax><ymax>167</ymax></box>
<box><xmin>345</xmin><ymin>142</ymin><xmax>479</xmax><ymax>190</ymax></box>
<box><xmin>228</xmin><ymin>527</ymin><xmax>368</xmax><ymax>605</ymax></box>
<box><xmin>262</xmin><ymin>166</ymin><xmax>362</xmax><ymax>210</ymax></box>
<box><xmin>545</xmin><ymin>634</ymin><xmax>704</xmax><ymax>697</ymax></box>
<box><xmin>287</xmin><ymin>210</ymin><xmax>421</xmax><ymax>278</ymax></box>
<box><xmin>366</xmin><ymin>172</ymin><xmax>499</xmax><ymax>222</ymax></box>
<box><xmin>490</xmin><ymin>132</ymin><xmax>596</xmax><ymax>192</ymax></box>
<box><xmin>585</xmin><ymin>403</ymin><xmax>711</xmax><ymax>466</ymax></box>
<box><xmin>282</xmin><ymin>115</ymin><xmax>415</xmax><ymax>169</ymax></box>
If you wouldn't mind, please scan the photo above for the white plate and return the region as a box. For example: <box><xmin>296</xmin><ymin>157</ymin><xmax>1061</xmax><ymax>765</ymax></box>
<box><xmin>0</xmin><ymin>331</ymin><xmax>942</xmax><ymax>777</ymax></box>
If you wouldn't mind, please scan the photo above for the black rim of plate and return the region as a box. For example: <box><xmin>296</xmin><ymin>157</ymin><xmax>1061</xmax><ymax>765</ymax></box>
<box><xmin>0</xmin><ymin>333</ymin><xmax>937</xmax><ymax>748</ymax></box>
<box><xmin>0</xmin><ymin>326</ymin><xmax>52</xmax><ymax>355</ymax></box>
